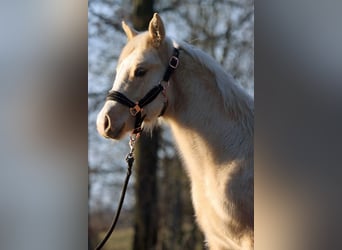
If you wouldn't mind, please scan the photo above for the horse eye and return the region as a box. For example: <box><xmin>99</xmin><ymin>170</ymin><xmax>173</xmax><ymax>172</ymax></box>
<box><xmin>134</xmin><ymin>67</ymin><xmax>147</xmax><ymax>77</ymax></box>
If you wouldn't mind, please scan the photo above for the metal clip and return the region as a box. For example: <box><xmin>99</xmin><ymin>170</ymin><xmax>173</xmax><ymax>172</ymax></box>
<box><xmin>125</xmin><ymin>152</ymin><xmax>134</xmax><ymax>167</ymax></box>
<box><xmin>129</xmin><ymin>135</ymin><xmax>136</xmax><ymax>150</ymax></box>
<box><xmin>126</xmin><ymin>132</ymin><xmax>140</xmax><ymax>167</ymax></box>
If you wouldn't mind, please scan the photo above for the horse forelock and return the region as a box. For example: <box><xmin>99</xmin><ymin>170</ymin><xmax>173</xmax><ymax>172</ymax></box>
<box><xmin>118</xmin><ymin>32</ymin><xmax>151</xmax><ymax>65</ymax></box>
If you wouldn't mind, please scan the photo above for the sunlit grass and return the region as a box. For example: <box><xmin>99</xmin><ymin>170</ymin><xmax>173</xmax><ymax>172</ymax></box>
<box><xmin>98</xmin><ymin>227</ymin><xmax>133</xmax><ymax>250</ymax></box>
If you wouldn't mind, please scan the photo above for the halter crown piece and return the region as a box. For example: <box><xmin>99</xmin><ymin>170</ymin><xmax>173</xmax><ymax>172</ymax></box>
<box><xmin>106</xmin><ymin>47</ymin><xmax>179</xmax><ymax>136</ymax></box>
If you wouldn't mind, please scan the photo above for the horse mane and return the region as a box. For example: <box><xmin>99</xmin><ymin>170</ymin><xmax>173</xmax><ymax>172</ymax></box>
<box><xmin>172</xmin><ymin>39</ymin><xmax>254</xmax><ymax>134</ymax></box>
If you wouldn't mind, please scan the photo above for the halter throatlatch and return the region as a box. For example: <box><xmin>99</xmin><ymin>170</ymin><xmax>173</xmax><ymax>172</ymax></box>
<box><xmin>106</xmin><ymin>47</ymin><xmax>179</xmax><ymax>136</ymax></box>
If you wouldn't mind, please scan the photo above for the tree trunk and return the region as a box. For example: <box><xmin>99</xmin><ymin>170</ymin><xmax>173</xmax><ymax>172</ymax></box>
<box><xmin>132</xmin><ymin>0</ymin><xmax>154</xmax><ymax>31</ymax></box>
<box><xmin>133</xmin><ymin>128</ymin><xmax>159</xmax><ymax>250</ymax></box>
<box><xmin>131</xmin><ymin>2</ymin><xmax>159</xmax><ymax>250</ymax></box>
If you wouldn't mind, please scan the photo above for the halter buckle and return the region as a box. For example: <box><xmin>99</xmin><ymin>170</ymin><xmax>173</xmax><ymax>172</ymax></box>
<box><xmin>129</xmin><ymin>103</ymin><xmax>142</xmax><ymax>116</ymax></box>
<box><xmin>169</xmin><ymin>56</ymin><xmax>179</xmax><ymax>69</ymax></box>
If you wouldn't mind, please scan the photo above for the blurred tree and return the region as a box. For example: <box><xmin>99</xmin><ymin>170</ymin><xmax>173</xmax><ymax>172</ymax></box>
<box><xmin>133</xmin><ymin>128</ymin><xmax>160</xmax><ymax>250</ymax></box>
<box><xmin>130</xmin><ymin>1</ymin><xmax>160</xmax><ymax>250</ymax></box>
<box><xmin>132</xmin><ymin>0</ymin><xmax>154</xmax><ymax>30</ymax></box>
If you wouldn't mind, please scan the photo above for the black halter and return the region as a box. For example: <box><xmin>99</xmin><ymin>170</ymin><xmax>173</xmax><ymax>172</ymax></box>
<box><xmin>106</xmin><ymin>48</ymin><xmax>179</xmax><ymax>135</ymax></box>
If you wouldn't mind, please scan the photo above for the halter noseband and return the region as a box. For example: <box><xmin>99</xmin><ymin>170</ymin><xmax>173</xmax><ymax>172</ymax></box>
<box><xmin>106</xmin><ymin>48</ymin><xmax>180</xmax><ymax>136</ymax></box>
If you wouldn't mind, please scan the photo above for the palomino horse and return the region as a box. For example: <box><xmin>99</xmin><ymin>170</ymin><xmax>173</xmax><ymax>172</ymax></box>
<box><xmin>97</xmin><ymin>13</ymin><xmax>254</xmax><ymax>250</ymax></box>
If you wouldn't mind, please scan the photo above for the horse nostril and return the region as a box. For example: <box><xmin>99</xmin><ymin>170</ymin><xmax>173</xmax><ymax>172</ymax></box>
<box><xmin>104</xmin><ymin>114</ymin><xmax>111</xmax><ymax>132</ymax></box>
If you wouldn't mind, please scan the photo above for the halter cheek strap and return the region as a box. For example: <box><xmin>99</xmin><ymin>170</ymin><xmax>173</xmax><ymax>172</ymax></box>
<box><xmin>106</xmin><ymin>47</ymin><xmax>180</xmax><ymax>136</ymax></box>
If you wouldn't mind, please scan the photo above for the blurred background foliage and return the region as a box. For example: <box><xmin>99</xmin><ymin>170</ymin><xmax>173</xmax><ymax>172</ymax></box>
<box><xmin>88</xmin><ymin>0</ymin><xmax>253</xmax><ymax>249</ymax></box>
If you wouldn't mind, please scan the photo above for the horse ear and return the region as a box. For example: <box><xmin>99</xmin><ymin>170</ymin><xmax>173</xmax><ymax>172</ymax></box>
<box><xmin>122</xmin><ymin>21</ymin><xmax>138</xmax><ymax>41</ymax></box>
<box><xmin>148</xmin><ymin>13</ymin><xmax>165</xmax><ymax>48</ymax></box>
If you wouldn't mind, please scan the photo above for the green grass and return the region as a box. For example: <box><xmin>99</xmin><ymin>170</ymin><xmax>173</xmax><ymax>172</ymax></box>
<box><xmin>98</xmin><ymin>227</ymin><xmax>133</xmax><ymax>250</ymax></box>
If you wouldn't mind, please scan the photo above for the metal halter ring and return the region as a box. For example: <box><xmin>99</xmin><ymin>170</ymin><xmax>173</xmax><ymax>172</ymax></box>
<box><xmin>129</xmin><ymin>103</ymin><xmax>142</xmax><ymax>116</ymax></box>
<box><xmin>169</xmin><ymin>56</ymin><xmax>179</xmax><ymax>69</ymax></box>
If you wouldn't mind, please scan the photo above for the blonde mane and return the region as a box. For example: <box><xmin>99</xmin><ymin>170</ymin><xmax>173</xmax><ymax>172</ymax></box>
<box><xmin>161</xmin><ymin>38</ymin><xmax>254</xmax><ymax>249</ymax></box>
<box><xmin>174</xmin><ymin>40</ymin><xmax>254</xmax><ymax>133</ymax></box>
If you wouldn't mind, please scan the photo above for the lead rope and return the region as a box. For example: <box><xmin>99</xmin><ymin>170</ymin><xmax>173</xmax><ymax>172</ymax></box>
<box><xmin>95</xmin><ymin>133</ymin><xmax>139</xmax><ymax>250</ymax></box>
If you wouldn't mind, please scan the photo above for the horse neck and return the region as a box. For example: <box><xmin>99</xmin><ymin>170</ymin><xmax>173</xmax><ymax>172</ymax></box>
<box><xmin>164</xmin><ymin>41</ymin><xmax>254</xmax><ymax>167</ymax></box>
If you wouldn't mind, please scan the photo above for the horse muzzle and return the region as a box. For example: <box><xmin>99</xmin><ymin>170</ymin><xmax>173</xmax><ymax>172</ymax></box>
<box><xmin>96</xmin><ymin>105</ymin><xmax>129</xmax><ymax>140</ymax></box>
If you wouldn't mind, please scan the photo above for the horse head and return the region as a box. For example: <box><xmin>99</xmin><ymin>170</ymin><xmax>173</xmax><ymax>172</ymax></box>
<box><xmin>97</xmin><ymin>13</ymin><xmax>172</xmax><ymax>139</ymax></box>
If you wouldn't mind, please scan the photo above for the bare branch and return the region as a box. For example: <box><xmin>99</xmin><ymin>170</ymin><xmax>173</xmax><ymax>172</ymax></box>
<box><xmin>89</xmin><ymin>7</ymin><xmax>122</xmax><ymax>30</ymax></box>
